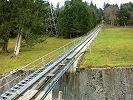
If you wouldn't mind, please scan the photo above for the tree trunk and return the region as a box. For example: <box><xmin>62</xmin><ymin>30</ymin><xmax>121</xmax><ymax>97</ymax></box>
<box><xmin>1</xmin><ymin>39</ymin><xmax>8</xmax><ymax>55</ymax></box>
<box><xmin>14</xmin><ymin>29</ymin><xmax>23</xmax><ymax>56</ymax></box>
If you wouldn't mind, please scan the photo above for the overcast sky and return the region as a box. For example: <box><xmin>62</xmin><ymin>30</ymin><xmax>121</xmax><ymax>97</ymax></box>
<box><xmin>48</xmin><ymin>0</ymin><xmax>133</xmax><ymax>8</ymax></box>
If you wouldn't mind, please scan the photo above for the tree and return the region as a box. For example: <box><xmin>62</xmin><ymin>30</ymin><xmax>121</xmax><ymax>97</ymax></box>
<box><xmin>118</xmin><ymin>5</ymin><xmax>130</xmax><ymax>26</ymax></box>
<box><xmin>0</xmin><ymin>0</ymin><xmax>51</xmax><ymax>55</ymax></box>
<box><xmin>0</xmin><ymin>0</ymin><xmax>12</xmax><ymax>55</ymax></box>
<box><xmin>11</xmin><ymin>0</ymin><xmax>45</xmax><ymax>55</ymax></box>
<box><xmin>104</xmin><ymin>5</ymin><xmax>119</xmax><ymax>25</ymax></box>
<box><xmin>104</xmin><ymin>3</ymin><xmax>110</xmax><ymax>10</ymax></box>
<box><xmin>90</xmin><ymin>1</ymin><xmax>102</xmax><ymax>25</ymax></box>
<box><xmin>57</xmin><ymin>0</ymin><xmax>101</xmax><ymax>38</ymax></box>
<box><xmin>118</xmin><ymin>3</ymin><xmax>133</xmax><ymax>26</ymax></box>
<box><xmin>103</xmin><ymin>2</ymin><xmax>133</xmax><ymax>26</ymax></box>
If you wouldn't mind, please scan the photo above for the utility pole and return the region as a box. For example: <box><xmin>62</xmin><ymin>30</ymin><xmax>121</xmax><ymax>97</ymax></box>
<box><xmin>48</xmin><ymin>0</ymin><xmax>57</xmax><ymax>36</ymax></box>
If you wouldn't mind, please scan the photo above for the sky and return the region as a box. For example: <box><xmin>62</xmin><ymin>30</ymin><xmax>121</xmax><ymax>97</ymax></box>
<box><xmin>47</xmin><ymin>0</ymin><xmax>133</xmax><ymax>8</ymax></box>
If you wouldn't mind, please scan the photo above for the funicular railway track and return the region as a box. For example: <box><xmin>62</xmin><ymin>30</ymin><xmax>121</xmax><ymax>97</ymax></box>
<box><xmin>0</xmin><ymin>26</ymin><xmax>101</xmax><ymax>100</ymax></box>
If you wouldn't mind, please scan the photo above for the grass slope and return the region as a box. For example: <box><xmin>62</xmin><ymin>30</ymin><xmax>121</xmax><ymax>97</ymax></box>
<box><xmin>0</xmin><ymin>37</ymin><xmax>75</xmax><ymax>75</ymax></box>
<box><xmin>81</xmin><ymin>27</ymin><xmax>133</xmax><ymax>67</ymax></box>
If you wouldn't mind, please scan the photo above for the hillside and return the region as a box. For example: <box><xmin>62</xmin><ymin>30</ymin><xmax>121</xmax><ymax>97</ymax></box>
<box><xmin>81</xmin><ymin>27</ymin><xmax>133</xmax><ymax>67</ymax></box>
<box><xmin>0</xmin><ymin>37</ymin><xmax>76</xmax><ymax>75</ymax></box>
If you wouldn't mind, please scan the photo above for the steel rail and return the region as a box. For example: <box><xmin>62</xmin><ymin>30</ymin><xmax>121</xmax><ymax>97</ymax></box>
<box><xmin>21</xmin><ymin>27</ymin><xmax>100</xmax><ymax>100</ymax></box>
<box><xmin>39</xmin><ymin>27</ymin><xmax>100</xmax><ymax>100</ymax></box>
<box><xmin>0</xmin><ymin>27</ymin><xmax>100</xmax><ymax>100</ymax></box>
<box><xmin>16</xmin><ymin>61</ymin><xmax>65</xmax><ymax>100</ymax></box>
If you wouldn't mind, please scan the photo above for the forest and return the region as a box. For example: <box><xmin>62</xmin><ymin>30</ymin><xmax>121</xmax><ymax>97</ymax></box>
<box><xmin>0</xmin><ymin>0</ymin><xmax>133</xmax><ymax>55</ymax></box>
<box><xmin>104</xmin><ymin>2</ymin><xmax>133</xmax><ymax>26</ymax></box>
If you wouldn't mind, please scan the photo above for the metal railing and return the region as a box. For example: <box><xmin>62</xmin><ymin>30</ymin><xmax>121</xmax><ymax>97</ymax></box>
<box><xmin>2</xmin><ymin>28</ymin><xmax>98</xmax><ymax>99</ymax></box>
<box><xmin>0</xmin><ymin>36</ymin><xmax>82</xmax><ymax>95</ymax></box>
<box><xmin>40</xmin><ymin>28</ymin><xmax>101</xmax><ymax>100</ymax></box>
<box><xmin>0</xmin><ymin>26</ymin><xmax>101</xmax><ymax>100</ymax></box>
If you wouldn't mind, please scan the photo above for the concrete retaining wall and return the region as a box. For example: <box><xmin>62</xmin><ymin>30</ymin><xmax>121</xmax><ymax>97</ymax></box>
<box><xmin>53</xmin><ymin>67</ymin><xmax>133</xmax><ymax>100</ymax></box>
<box><xmin>1</xmin><ymin>67</ymin><xmax>132</xmax><ymax>100</ymax></box>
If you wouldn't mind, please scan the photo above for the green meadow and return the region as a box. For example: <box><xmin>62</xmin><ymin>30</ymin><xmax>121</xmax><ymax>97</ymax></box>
<box><xmin>81</xmin><ymin>27</ymin><xmax>133</xmax><ymax>68</ymax></box>
<box><xmin>0</xmin><ymin>37</ymin><xmax>75</xmax><ymax>75</ymax></box>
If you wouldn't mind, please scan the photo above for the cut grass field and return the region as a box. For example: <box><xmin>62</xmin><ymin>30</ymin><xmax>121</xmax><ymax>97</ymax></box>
<box><xmin>0</xmin><ymin>37</ymin><xmax>75</xmax><ymax>75</ymax></box>
<box><xmin>81</xmin><ymin>27</ymin><xmax>133</xmax><ymax>68</ymax></box>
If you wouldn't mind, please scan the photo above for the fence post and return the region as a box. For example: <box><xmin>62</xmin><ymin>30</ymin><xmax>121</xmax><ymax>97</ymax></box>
<box><xmin>58</xmin><ymin>91</ymin><xmax>63</xmax><ymax>100</ymax></box>
<box><xmin>89</xmin><ymin>46</ymin><xmax>92</xmax><ymax>54</ymax></box>
<box><xmin>42</xmin><ymin>57</ymin><xmax>45</xmax><ymax>65</ymax></box>
<box><xmin>64</xmin><ymin>47</ymin><xmax>66</xmax><ymax>52</ymax></box>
